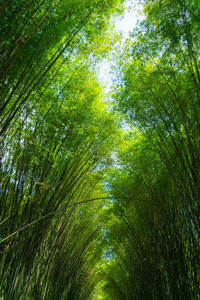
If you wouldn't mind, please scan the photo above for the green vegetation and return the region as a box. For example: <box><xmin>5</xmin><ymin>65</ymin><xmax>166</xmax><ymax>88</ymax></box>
<box><xmin>0</xmin><ymin>0</ymin><xmax>200</xmax><ymax>299</ymax></box>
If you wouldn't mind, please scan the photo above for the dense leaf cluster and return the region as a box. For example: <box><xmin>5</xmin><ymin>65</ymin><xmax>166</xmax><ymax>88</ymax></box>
<box><xmin>102</xmin><ymin>0</ymin><xmax>200</xmax><ymax>299</ymax></box>
<box><xmin>1</xmin><ymin>0</ymin><xmax>200</xmax><ymax>299</ymax></box>
<box><xmin>0</xmin><ymin>0</ymin><xmax>123</xmax><ymax>299</ymax></box>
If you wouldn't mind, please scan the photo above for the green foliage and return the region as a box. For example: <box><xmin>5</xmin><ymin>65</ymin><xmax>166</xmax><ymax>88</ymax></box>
<box><xmin>102</xmin><ymin>0</ymin><xmax>200</xmax><ymax>299</ymax></box>
<box><xmin>0</xmin><ymin>0</ymin><xmax>124</xmax><ymax>298</ymax></box>
<box><xmin>1</xmin><ymin>0</ymin><xmax>200</xmax><ymax>299</ymax></box>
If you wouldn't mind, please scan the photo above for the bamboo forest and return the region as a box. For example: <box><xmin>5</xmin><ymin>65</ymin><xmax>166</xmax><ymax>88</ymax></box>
<box><xmin>0</xmin><ymin>0</ymin><xmax>200</xmax><ymax>299</ymax></box>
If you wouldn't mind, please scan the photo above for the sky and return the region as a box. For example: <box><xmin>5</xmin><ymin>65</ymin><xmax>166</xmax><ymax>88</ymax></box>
<box><xmin>114</xmin><ymin>1</ymin><xmax>140</xmax><ymax>38</ymax></box>
<box><xmin>97</xmin><ymin>0</ymin><xmax>143</xmax><ymax>94</ymax></box>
